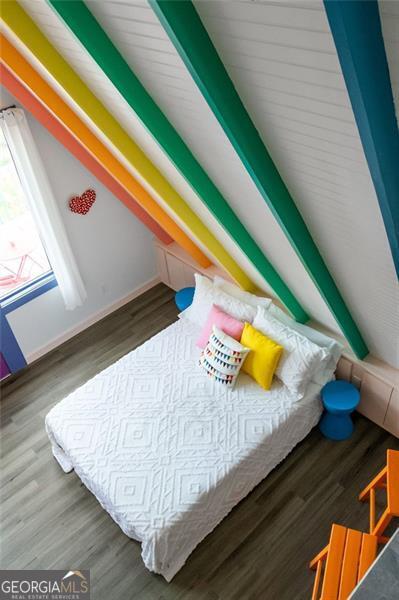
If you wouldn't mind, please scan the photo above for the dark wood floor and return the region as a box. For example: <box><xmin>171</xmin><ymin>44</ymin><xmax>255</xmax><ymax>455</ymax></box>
<box><xmin>1</xmin><ymin>283</ymin><xmax>398</xmax><ymax>600</ymax></box>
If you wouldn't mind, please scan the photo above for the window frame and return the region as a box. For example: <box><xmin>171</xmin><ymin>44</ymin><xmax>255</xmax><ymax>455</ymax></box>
<box><xmin>0</xmin><ymin>271</ymin><xmax>57</xmax><ymax>315</ymax></box>
<box><xmin>0</xmin><ymin>271</ymin><xmax>58</xmax><ymax>377</ymax></box>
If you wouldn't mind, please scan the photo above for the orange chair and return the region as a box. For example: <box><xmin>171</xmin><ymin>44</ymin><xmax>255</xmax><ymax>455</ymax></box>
<box><xmin>359</xmin><ymin>449</ymin><xmax>399</xmax><ymax>540</ymax></box>
<box><xmin>309</xmin><ymin>524</ymin><xmax>378</xmax><ymax>600</ymax></box>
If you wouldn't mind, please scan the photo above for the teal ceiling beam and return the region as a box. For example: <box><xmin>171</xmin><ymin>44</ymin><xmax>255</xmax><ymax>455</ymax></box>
<box><xmin>324</xmin><ymin>0</ymin><xmax>399</xmax><ymax>279</ymax></box>
<box><xmin>150</xmin><ymin>1</ymin><xmax>368</xmax><ymax>358</ymax></box>
<box><xmin>49</xmin><ymin>0</ymin><xmax>307</xmax><ymax>323</ymax></box>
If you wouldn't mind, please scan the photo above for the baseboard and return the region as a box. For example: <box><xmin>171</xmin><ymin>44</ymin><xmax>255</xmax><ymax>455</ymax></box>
<box><xmin>26</xmin><ymin>276</ymin><xmax>161</xmax><ymax>365</ymax></box>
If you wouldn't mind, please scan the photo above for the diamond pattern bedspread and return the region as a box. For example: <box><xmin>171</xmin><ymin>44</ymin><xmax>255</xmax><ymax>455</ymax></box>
<box><xmin>45</xmin><ymin>318</ymin><xmax>322</xmax><ymax>580</ymax></box>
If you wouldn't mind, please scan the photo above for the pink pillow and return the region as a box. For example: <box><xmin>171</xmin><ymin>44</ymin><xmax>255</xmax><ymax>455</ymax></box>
<box><xmin>196</xmin><ymin>305</ymin><xmax>245</xmax><ymax>349</ymax></box>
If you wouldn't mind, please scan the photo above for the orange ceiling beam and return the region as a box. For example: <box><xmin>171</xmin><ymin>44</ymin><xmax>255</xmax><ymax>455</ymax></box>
<box><xmin>0</xmin><ymin>63</ymin><xmax>172</xmax><ymax>245</ymax></box>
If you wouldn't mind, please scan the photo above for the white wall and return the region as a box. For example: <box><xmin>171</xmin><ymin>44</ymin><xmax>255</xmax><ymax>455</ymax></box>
<box><xmin>1</xmin><ymin>86</ymin><xmax>158</xmax><ymax>362</ymax></box>
<box><xmin>10</xmin><ymin>0</ymin><xmax>399</xmax><ymax>368</ymax></box>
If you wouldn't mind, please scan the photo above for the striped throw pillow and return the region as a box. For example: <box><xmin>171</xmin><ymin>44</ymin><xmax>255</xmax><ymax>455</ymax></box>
<box><xmin>199</xmin><ymin>325</ymin><xmax>249</xmax><ymax>388</ymax></box>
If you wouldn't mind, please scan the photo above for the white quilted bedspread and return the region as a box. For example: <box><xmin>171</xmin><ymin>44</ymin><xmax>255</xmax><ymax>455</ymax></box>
<box><xmin>46</xmin><ymin>318</ymin><xmax>323</xmax><ymax>580</ymax></box>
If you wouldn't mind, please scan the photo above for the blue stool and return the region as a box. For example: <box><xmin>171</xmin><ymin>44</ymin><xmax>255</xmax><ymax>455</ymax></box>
<box><xmin>175</xmin><ymin>286</ymin><xmax>195</xmax><ymax>311</ymax></box>
<box><xmin>319</xmin><ymin>380</ymin><xmax>360</xmax><ymax>441</ymax></box>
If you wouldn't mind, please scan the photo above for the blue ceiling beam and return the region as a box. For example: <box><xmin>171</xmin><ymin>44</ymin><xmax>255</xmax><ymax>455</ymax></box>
<box><xmin>325</xmin><ymin>0</ymin><xmax>399</xmax><ymax>278</ymax></box>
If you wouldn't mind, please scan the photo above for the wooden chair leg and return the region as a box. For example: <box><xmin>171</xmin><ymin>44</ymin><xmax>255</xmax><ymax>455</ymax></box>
<box><xmin>372</xmin><ymin>508</ymin><xmax>393</xmax><ymax>538</ymax></box>
<box><xmin>369</xmin><ymin>488</ymin><xmax>376</xmax><ymax>533</ymax></box>
<box><xmin>359</xmin><ymin>466</ymin><xmax>387</xmax><ymax>502</ymax></box>
<box><xmin>311</xmin><ymin>560</ymin><xmax>323</xmax><ymax>600</ymax></box>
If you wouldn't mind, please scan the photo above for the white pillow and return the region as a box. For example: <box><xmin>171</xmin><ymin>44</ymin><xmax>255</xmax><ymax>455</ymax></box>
<box><xmin>182</xmin><ymin>273</ymin><xmax>256</xmax><ymax>327</ymax></box>
<box><xmin>268</xmin><ymin>303</ymin><xmax>343</xmax><ymax>385</ymax></box>
<box><xmin>253</xmin><ymin>307</ymin><xmax>328</xmax><ymax>396</ymax></box>
<box><xmin>213</xmin><ymin>276</ymin><xmax>272</xmax><ymax>310</ymax></box>
<box><xmin>199</xmin><ymin>325</ymin><xmax>249</xmax><ymax>389</ymax></box>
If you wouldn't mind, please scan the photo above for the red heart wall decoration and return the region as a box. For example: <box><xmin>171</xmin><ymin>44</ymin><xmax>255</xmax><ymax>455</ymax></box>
<box><xmin>69</xmin><ymin>189</ymin><xmax>96</xmax><ymax>215</ymax></box>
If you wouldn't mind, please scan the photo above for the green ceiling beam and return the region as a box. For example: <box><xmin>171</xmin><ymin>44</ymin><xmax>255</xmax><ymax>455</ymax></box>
<box><xmin>150</xmin><ymin>0</ymin><xmax>369</xmax><ymax>359</ymax></box>
<box><xmin>49</xmin><ymin>0</ymin><xmax>308</xmax><ymax>322</ymax></box>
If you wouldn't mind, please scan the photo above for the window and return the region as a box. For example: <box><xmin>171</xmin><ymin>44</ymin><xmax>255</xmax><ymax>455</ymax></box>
<box><xmin>0</xmin><ymin>128</ymin><xmax>52</xmax><ymax>300</ymax></box>
<box><xmin>1</xmin><ymin>107</ymin><xmax>85</xmax><ymax>311</ymax></box>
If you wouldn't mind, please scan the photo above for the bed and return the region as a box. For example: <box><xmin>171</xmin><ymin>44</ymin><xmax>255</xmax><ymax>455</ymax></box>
<box><xmin>46</xmin><ymin>316</ymin><xmax>325</xmax><ymax>580</ymax></box>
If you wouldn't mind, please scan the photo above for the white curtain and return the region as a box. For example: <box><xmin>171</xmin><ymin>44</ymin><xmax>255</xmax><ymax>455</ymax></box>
<box><xmin>1</xmin><ymin>108</ymin><xmax>86</xmax><ymax>310</ymax></box>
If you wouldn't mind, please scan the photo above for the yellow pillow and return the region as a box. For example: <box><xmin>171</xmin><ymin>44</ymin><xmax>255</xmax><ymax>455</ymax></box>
<box><xmin>240</xmin><ymin>323</ymin><xmax>283</xmax><ymax>390</ymax></box>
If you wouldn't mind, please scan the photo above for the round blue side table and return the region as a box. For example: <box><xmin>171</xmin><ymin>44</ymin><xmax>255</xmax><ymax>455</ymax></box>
<box><xmin>319</xmin><ymin>380</ymin><xmax>360</xmax><ymax>441</ymax></box>
<box><xmin>175</xmin><ymin>286</ymin><xmax>195</xmax><ymax>311</ymax></box>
